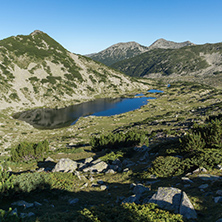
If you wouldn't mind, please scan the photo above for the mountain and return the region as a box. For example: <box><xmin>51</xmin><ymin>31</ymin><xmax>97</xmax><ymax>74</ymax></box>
<box><xmin>0</xmin><ymin>30</ymin><xmax>149</xmax><ymax>110</ymax></box>
<box><xmin>148</xmin><ymin>38</ymin><xmax>194</xmax><ymax>50</ymax></box>
<box><xmin>86</xmin><ymin>41</ymin><xmax>149</xmax><ymax>66</ymax></box>
<box><xmin>86</xmin><ymin>39</ymin><xmax>194</xmax><ymax>66</ymax></box>
<box><xmin>111</xmin><ymin>42</ymin><xmax>222</xmax><ymax>80</ymax></box>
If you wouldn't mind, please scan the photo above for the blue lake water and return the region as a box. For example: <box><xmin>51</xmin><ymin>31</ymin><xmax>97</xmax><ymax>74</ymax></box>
<box><xmin>14</xmin><ymin>96</ymin><xmax>156</xmax><ymax>129</ymax></box>
<box><xmin>148</xmin><ymin>89</ymin><xmax>164</xmax><ymax>93</ymax></box>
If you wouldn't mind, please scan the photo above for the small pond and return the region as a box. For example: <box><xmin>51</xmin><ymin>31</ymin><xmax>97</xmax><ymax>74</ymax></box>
<box><xmin>14</xmin><ymin>96</ymin><xmax>156</xmax><ymax>129</ymax></box>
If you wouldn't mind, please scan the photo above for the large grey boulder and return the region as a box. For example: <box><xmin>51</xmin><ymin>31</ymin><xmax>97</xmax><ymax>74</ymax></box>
<box><xmin>82</xmin><ymin>159</ymin><xmax>108</xmax><ymax>173</ymax></box>
<box><xmin>149</xmin><ymin>187</ymin><xmax>197</xmax><ymax>219</ymax></box>
<box><xmin>52</xmin><ymin>158</ymin><xmax>78</xmax><ymax>173</ymax></box>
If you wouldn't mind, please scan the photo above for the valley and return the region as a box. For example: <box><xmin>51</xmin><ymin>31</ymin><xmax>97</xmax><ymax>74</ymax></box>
<box><xmin>0</xmin><ymin>31</ymin><xmax>222</xmax><ymax>222</ymax></box>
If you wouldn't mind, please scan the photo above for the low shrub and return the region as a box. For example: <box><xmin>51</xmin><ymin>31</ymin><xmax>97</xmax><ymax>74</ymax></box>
<box><xmin>90</xmin><ymin>130</ymin><xmax>149</xmax><ymax>152</ymax></box>
<box><xmin>10</xmin><ymin>140</ymin><xmax>49</xmax><ymax>162</ymax></box>
<box><xmin>13</xmin><ymin>172</ymin><xmax>47</xmax><ymax>193</ymax></box>
<box><xmin>146</xmin><ymin>156</ymin><xmax>183</xmax><ymax>178</ymax></box>
<box><xmin>0</xmin><ymin>208</ymin><xmax>21</xmax><ymax>222</ymax></box>
<box><xmin>0</xmin><ymin>168</ymin><xmax>14</xmax><ymax>196</ymax></box>
<box><xmin>77</xmin><ymin>203</ymin><xmax>184</xmax><ymax>222</ymax></box>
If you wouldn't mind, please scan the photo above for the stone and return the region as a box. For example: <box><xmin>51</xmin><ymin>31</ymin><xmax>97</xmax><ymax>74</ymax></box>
<box><xmin>84</xmin><ymin>157</ymin><xmax>93</xmax><ymax>164</ymax></box>
<box><xmin>10</xmin><ymin>208</ymin><xmax>18</xmax><ymax>216</ymax></box>
<box><xmin>100</xmin><ymin>185</ymin><xmax>108</xmax><ymax>191</ymax></box>
<box><xmin>97</xmin><ymin>180</ymin><xmax>104</xmax><ymax>185</ymax></box>
<box><xmin>34</xmin><ymin>201</ymin><xmax>42</xmax><ymax>207</ymax></box>
<box><xmin>198</xmin><ymin>174</ymin><xmax>221</xmax><ymax>181</ymax></box>
<box><xmin>122</xmin><ymin>159</ymin><xmax>135</xmax><ymax>168</ymax></box>
<box><xmin>214</xmin><ymin>196</ymin><xmax>222</xmax><ymax>203</ymax></box>
<box><xmin>83</xmin><ymin>159</ymin><xmax>108</xmax><ymax>173</ymax></box>
<box><xmin>133</xmin><ymin>184</ymin><xmax>150</xmax><ymax>196</ymax></box>
<box><xmin>216</xmin><ymin>164</ymin><xmax>222</xmax><ymax>170</ymax></box>
<box><xmin>11</xmin><ymin>200</ymin><xmax>34</xmax><ymax>208</ymax></box>
<box><xmin>52</xmin><ymin>158</ymin><xmax>78</xmax><ymax>173</ymax></box>
<box><xmin>193</xmin><ymin>167</ymin><xmax>207</xmax><ymax>173</ymax></box>
<box><xmin>149</xmin><ymin>187</ymin><xmax>197</xmax><ymax>219</ymax></box>
<box><xmin>122</xmin><ymin>195</ymin><xmax>140</xmax><ymax>204</ymax></box>
<box><xmin>198</xmin><ymin>184</ymin><xmax>209</xmax><ymax>189</ymax></box>
<box><xmin>45</xmin><ymin>156</ymin><xmax>54</xmax><ymax>162</ymax></box>
<box><xmin>134</xmin><ymin>145</ymin><xmax>150</xmax><ymax>152</ymax></box>
<box><xmin>105</xmin><ymin>169</ymin><xmax>116</xmax><ymax>174</ymax></box>
<box><xmin>112</xmin><ymin>159</ymin><xmax>122</xmax><ymax>166</ymax></box>
<box><xmin>80</xmin><ymin>183</ymin><xmax>88</xmax><ymax>189</ymax></box>
<box><xmin>123</xmin><ymin>168</ymin><xmax>129</xmax><ymax>172</ymax></box>
<box><xmin>20</xmin><ymin>212</ymin><xmax>35</xmax><ymax>218</ymax></box>
<box><xmin>216</xmin><ymin>218</ymin><xmax>222</xmax><ymax>222</ymax></box>
<box><xmin>180</xmin><ymin>191</ymin><xmax>197</xmax><ymax>219</ymax></box>
<box><xmin>216</xmin><ymin>190</ymin><xmax>222</xmax><ymax>196</ymax></box>
<box><xmin>181</xmin><ymin>177</ymin><xmax>193</xmax><ymax>183</ymax></box>
<box><xmin>139</xmin><ymin>151</ymin><xmax>149</xmax><ymax>162</ymax></box>
<box><xmin>68</xmin><ymin>198</ymin><xmax>79</xmax><ymax>204</ymax></box>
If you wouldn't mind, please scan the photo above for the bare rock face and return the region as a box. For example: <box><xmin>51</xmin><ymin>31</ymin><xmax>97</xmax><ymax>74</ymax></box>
<box><xmin>52</xmin><ymin>158</ymin><xmax>78</xmax><ymax>173</ymax></box>
<box><xmin>149</xmin><ymin>187</ymin><xmax>197</xmax><ymax>219</ymax></box>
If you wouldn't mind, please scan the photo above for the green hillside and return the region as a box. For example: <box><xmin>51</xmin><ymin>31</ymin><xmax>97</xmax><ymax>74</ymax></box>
<box><xmin>111</xmin><ymin>43</ymin><xmax>222</xmax><ymax>77</ymax></box>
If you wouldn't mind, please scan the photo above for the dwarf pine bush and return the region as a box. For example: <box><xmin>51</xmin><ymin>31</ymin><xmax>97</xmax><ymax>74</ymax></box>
<box><xmin>10</xmin><ymin>140</ymin><xmax>49</xmax><ymax>162</ymax></box>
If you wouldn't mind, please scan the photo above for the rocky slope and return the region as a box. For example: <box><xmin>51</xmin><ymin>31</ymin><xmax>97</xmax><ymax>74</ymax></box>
<box><xmin>0</xmin><ymin>31</ymin><xmax>149</xmax><ymax>111</ymax></box>
<box><xmin>86</xmin><ymin>39</ymin><xmax>193</xmax><ymax>66</ymax></box>
<box><xmin>86</xmin><ymin>41</ymin><xmax>149</xmax><ymax>66</ymax></box>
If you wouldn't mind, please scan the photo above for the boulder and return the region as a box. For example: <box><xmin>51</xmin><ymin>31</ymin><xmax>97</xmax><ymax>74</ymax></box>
<box><xmin>122</xmin><ymin>195</ymin><xmax>140</xmax><ymax>204</ymax></box>
<box><xmin>52</xmin><ymin>158</ymin><xmax>78</xmax><ymax>173</ymax></box>
<box><xmin>149</xmin><ymin>187</ymin><xmax>197</xmax><ymax>219</ymax></box>
<box><xmin>198</xmin><ymin>174</ymin><xmax>221</xmax><ymax>181</ymax></box>
<box><xmin>132</xmin><ymin>184</ymin><xmax>150</xmax><ymax>197</ymax></box>
<box><xmin>83</xmin><ymin>159</ymin><xmax>108</xmax><ymax>173</ymax></box>
<box><xmin>68</xmin><ymin>198</ymin><xmax>79</xmax><ymax>205</ymax></box>
<box><xmin>11</xmin><ymin>200</ymin><xmax>34</xmax><ymax>208</ymax></box>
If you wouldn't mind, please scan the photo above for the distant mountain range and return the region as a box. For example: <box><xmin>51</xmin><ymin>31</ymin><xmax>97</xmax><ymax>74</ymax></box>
<box><xmin>0</xmin><ymin>30</ymin><xmax>149</xmax><ymax>110</ymax></box>
<box><xmin>86</xmin><ymin>39</ymin><xmax>194</xmax><ymax>66</ymax></box>
<box><xmin>111</xmin><ymin>42</ymin><xmax>222</xmax><ymax>79</ymax></box>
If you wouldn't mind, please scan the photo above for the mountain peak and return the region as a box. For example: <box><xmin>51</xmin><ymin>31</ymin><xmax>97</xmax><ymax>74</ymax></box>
<box><xmin>30</xmin><ymin>30</ymin><xmax>45</xmax><ymax>36</ymax></box>
<box><xmin>149</xmin><ymin>38</ymin><xmax>194</xmax><ymax>50</ymax></box>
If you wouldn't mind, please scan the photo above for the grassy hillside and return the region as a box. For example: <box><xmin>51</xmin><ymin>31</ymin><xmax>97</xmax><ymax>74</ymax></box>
<box><xmin>0</xmin><ymin>31</ymin><xmax>150</xmax><ymax>110</ymax></box>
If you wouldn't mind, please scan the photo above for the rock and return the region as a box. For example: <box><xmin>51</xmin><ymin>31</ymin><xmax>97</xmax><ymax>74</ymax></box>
<box><xmin>122</xmin><ymin>195</ymin><xmax>140</xmax><ymax>204</ymax></box>
<box><xmin>216</xmin><ymin>164</ymin><xmax>222</xmax><ymax>170</ymax></box>
<box><xmin>134</xmin><ymin>145</ymin><xmax>150</xmax><ymax>152</ymax></box>
<box><xmin>133</xmin><ymin>184</ymin><xmax>150</xmax><ymax>196</ymax></box>
<box><xmin>80</xmin><ymin>183</ymin><xmax>88</xmax><ymax>189</ymax></box>
<box><xmin>52</xmin><ymin>158</ymin><xmax>78</xmax><ymax>173</ymax></box>
<box><xmin>149</xmin><ymin>187</ymin><xmax>197</xmax><ymax>219</ymax></box>
<box><xmin>20</xmin><ymin>212</ymin><xmax>35</xmax><ymax>218</ymax></box>
<box><xmin>10</xmin><ymin>208</ymin><xmax>18</xmax><ymax>216</ymax></box>
<box><xmin>105</xmin><ymin>169</ymin><xmax>116</xmax><ymax>174</ymax></box>
<box><xmin>193</xmin><ymin>167</ymin><xmax>207</xmax><ymax>173</ymax></box>
<box><xmin>122</xmin><ymin>159</ymin><xmax>135</xmax><ymax>168</ymax></box>
<box><xmin>83</xmin><ymin>159</ymin><xmax>108</xmax><ymax>173</ymax></box>
<box><xmin>216</xmin><ymin>218</ymin><xmax>222</xmax><ymax>222</ymax></box>
<box><xmin>68</xmin><ymin>198</ymin><xmax>79</xmax><ymax>204</ymax></box>
<box><xmin>112</xmin><ymin>159</ymin><xmax>122</xmax><ymax>166</ymax></box>
<box><xmin>84</xmin><ymin>157</ymin><xmax>93</xmax><ymax>164</ymax></box>
<box><xmin>180</xmin><ymin>191</ymin><xmax>197</xmax><ymax>220</ymax></box>
<box><xmin>181</xmin><ymin>177</ymin><xmax>193</xmax><ymax>183</ymax></box>
<box><xmin>11</xmin><ymin>200</ymin><xmax>34</xmax><ymax>208</ymax></box>
<box><xmin>34</xmin><ymin>201</ymin><xmax>42</xmax><ymax>207</ymax></box>
<box><xmin>139</xmin><ymin>151</ymin><xmax>149</xmax><ymax>162</ymax></box>
<box><xmin>45</xmin><ymin>156</ymin><xmax>54</xmax><ymax>162</ymax></box>
<box><xmin>123</xmin><ymin>168</ymin><xmax>129</xmax><ymax>172</ymax></box>
<box><xmin>100</xmin><ymin>185</ymin><xmax>108</xmax><ymax>191</ymax></box>
<box><xmin>216</xmin><ymin>190</ymin><xmax>222</xmax><ymax>196</ymax></box>
<box><xmin>74</xmin><ymin>171</ymin><xmax>82</xmax><ymax>180</ymax></box>
<box><xmin>116</xmin><ymin>196</ymin><xmax>125</xmax><ymax>203</ymax></box>
<box><xmin>198</xmin><ymin>174</ymin><xmax>221</xmax><ymax>181</ymax></box>
<box><xmin>214</xmin><ymin>196</ymin><xmax>222</xmax><ymax>203</ymax></box>
<box><xmin>97</xmin><ymin>180</ymin><xmax>104</xmax><ymax>185</ymax></box>
<box><xmin>199</xmin><ymin>184</ymin><xmax>209</xmax><ymax>189</ymax></box>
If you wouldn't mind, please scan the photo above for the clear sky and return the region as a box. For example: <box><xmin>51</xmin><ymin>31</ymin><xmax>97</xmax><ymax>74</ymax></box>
<box><xmin>0</xmin><ymin>0</ymin><xmax>221</xmax><ymax>54</ymax></box>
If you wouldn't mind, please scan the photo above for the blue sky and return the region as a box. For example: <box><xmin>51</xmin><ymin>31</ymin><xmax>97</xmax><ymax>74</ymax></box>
<box><xmin>0</xmin><ymin>0</ymin><xmax>222</xmax><ymax>54</ymax></box>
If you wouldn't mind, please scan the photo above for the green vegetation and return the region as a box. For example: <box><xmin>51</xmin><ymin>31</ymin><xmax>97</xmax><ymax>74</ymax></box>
<box><xmin>10</xmin><ymin>140</ymin><xmax>49</xmax><ymax>162</ymax></box>
<box><xmin>78</xmin><ymin>203</ymin><xmax>184</xmax><ymax>222</ymax></box>
<box><xmin>90</xmin><ymin>130</ymin><xmax>149</xmax><ymax>152</ymax></box>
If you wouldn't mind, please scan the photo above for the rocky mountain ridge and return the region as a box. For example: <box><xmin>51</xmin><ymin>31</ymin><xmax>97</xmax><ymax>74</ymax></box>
<box><xmin>86</xmin><ymin>38</ymin><xmax>194</xmax><ymax>65</ymax></box>
<box><xmin>0</xmin><ymin>30</ymin><xmax>149</xmax><ymax>111</ymax></box>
